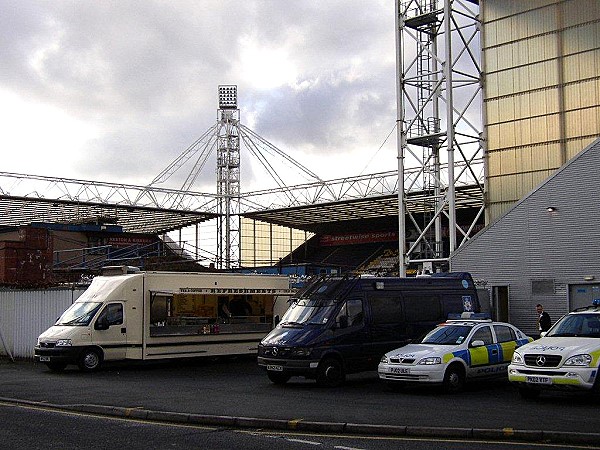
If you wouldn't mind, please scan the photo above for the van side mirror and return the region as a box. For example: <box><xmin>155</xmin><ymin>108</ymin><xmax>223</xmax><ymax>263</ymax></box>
<box><xmin>274</xmin><ymin>315</ymin><xmax>281</xmax><ymax>326</ymax></box>
<box><xmin>470</xmin><ymin>339</ymin><xmax>485</xmax><ymax>347</ymax></box>
<box><xmin>338</xmin><ymin>315</ymin><xmax>348</xmax><ymax>329</ymax></box>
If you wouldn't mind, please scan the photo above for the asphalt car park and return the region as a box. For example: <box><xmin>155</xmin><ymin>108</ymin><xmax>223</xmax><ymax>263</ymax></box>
<box><xmin>1</xmin><ymin>354</ymin><xmax>600</xmax><ymax>438</ymax></box>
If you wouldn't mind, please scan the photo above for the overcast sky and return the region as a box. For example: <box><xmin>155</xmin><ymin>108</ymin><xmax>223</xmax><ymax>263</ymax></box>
<box><xmin>0</xmin><ymin>0</ymin><xmax>399</xmax><ymax>193</ymax></box>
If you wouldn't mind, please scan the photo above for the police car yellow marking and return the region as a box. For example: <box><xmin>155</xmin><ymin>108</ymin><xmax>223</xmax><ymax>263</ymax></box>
<box><xmin>553</xmin><ymin>378</ymin><xmax>582</xmax><ymax>386</ymax></box>
<box><xmin>443</xmin><ymin>353</ymin><xmax>454</xmax><ymax>363</ymax></box>
<box><xmin>590</xmin><ymin>348</ymin><xmax>600</xmax><ymax>366</ymax></box>
<box><xmin>499</xmin><ymin>341</ymin><xmax>516</xmax><ymax>362</ymax></box>
<box><xmin>468</xmin><ymin>346</ymin><xmax>489</xmax><ymax>366</ymax></box>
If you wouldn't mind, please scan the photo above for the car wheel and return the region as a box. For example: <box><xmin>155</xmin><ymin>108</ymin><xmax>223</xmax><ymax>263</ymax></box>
<box><xmin>518</xmin><ymin>386</ymin><xmax>541</xmax><ymax>400</ymax></box>
<box><xmin>267</xmin><ymin>371</ymin><xmax>291</xmax><ymax>385</ymax></box>
<box><xmin>316</xmin><ymin>357</ymin><xmax>345</xmax><ymax>387</ymax></box>
<box><xmin>443</xmin><ymin>364</ymin><xmax>465</xmax><ymax>393</ymax></box>
<box><xmin>46</xmin><ymin>362</ymin><xmax>67</xmax><ymax>372</ymax></box>
<box><xmin>78</xmin><ymin>348</ymin><xmax>102</xmax><ymax>372</ymax></box>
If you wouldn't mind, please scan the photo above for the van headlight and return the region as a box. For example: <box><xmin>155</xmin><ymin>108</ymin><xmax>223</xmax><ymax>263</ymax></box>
<box><xmin>564</xmin><ymin>354</ymin><xmax>592</xmax><ymax>366</ymax></box>
<box><xmin>418</xmin><ymin>357</ymin><xmax>441</xmax><ymax>365</ymax></box>
<box><xmin>291</xmin><ymin>347</ymin><xmax>311</xmax><ymax>357</ymax></box>
<box><xmin>511</xmin><ymin>351</ymin><xmax>523</xmax><ymax>365</ymax></box>
<box><xmin>55</xmin><ymin>339</ymin><xmax>72</xmax><ymax>347</ymax></box>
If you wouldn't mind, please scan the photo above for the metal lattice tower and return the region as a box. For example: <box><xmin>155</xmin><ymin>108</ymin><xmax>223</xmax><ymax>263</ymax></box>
<box><xmin>395</xmin><ymin>0</ymin><xmax>484</xmax><ymax>276</ymax></box>
<box><xmin>216</xmin><ymin>85</ymin><xmax>241</xmax><ymax>269</ymax></box>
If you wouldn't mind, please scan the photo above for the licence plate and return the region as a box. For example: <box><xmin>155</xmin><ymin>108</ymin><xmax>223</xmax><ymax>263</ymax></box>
<box><xmin>390</xmin><ymin>367</ymin><xmax>410</xmax><ymax>374</ymax></box>
<box><xmin>39</xmin><ymin>356</ymin><xmax>50</xmax><ymax>362</ymax></box>
<box><xmin>526</xmin><ymin>375</ymin><xmax>551</xmax><ymax>385</ymax></box>
<box><xmin>267</xmin><ymin>365</ymin><xmax>283</xmax><ymax>372</ymax></box>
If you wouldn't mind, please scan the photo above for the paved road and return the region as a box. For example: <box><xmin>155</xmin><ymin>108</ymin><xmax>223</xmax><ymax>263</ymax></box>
<box><xmin>1</xmin><ymin>401</ymin><xmax>592</xmax><ymax>450</ymax></box>
<box><xmin>1</xmin><ymin>356</ymin><xmax>599</xmax><ymax>446</ymax></box>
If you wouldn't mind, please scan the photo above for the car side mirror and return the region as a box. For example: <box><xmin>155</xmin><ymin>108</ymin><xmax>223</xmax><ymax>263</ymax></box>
<box><xmin>540</xmin><ymin>331</ymin><xmax>547</xmax><ymax>337</ymax></box>
<box><xmin>470</xmin><ymin>339</ymin><xmax>485</xmax><ymax>347</ymax></box>
<box><xmin>274</xmin><ymin>314</ymin><xmax>281</xmax><ymax>326</ymax></box>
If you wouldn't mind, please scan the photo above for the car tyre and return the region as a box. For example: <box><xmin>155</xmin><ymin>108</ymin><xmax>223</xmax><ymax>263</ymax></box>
<box><xmin>443</xmin><ymin>364</ymin><xmax>465</xmax><ymax>393</ymax></box>
<box><xmin>518</xmin><ymin>386</ymin><xmax>541</xmax><ymax>400</ymax></box>
<box><xmin>316</xmin><ymin>357</ymin><xmax>345</xmax><ymax>387</ymax></box>
<box><xmin>267</xmin><ymin>371</ymin><xmax>291</xmax><ymax>385</ymax></box>
<box><xmin>78</xmin><ymin>348</ymin><xmax>102</xmax><ymax>372</ymax></box>
<box><xmin>46</xmin><ymin>362</ymin><xmax>67</xmax><ymax>372</ymax></box>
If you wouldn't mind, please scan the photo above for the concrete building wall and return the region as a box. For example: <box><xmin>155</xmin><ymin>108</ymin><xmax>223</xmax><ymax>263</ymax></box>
<box><xmin>482</xmin><ymin>0</ymin><xmax>600</xmax><ymax>222</ymax></box>
<box><xmin>451</xmin><ymin>138</ymin><xmax>600</xmax><ymax>336</ymax></box>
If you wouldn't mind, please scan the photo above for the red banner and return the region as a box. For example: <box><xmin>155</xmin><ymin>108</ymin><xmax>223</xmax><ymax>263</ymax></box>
<box><xmin>320</xmin><ymin>231</ymin><xmax>398</xmax><ymax>246</ymax></box>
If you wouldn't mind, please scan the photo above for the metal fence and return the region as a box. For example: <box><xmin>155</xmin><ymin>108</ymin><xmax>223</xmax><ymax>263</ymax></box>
<box><xmin>0</xmin><ymin>287</ymin><xmax>86</xmax><ymax>360</ymax></box>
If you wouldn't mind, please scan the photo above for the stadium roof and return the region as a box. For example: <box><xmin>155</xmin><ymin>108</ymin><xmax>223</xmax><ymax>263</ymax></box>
<box><xmin>242</xmin><ymin>185</ymin><xmax>484</xmax><ymax>233</ymax></box>
<box><xmin>0</xmin><ymin>195</ymin><xmax>218</xmax><ymax>235</ymax></box>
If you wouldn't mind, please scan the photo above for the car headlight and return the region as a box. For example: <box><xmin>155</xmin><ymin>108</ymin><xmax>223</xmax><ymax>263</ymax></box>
<box><xmin>418</xmin><ymin>357</ymin><xmax>441</xmax><ymax>365</ymax></box>
<box><xmin>55</xmin><ymin>339</ymin><xmax>72</xmax><ymax>347</ymax></box>
<box><xmin>291</xmin><ymin>347</ymin><xmax>311</xmax><ymax>357</ymax></box>
<box><xmin>380</xmin><ymin>355</ymin><xmax>388</xmax><ymax>364</ymax></box>
<box><xmin>511</xmin><ymin>351</ymin><xmax>523</xmax><ymax>364</ymax></box>
<box><xmin>564</xmin><ymin>354</ymin><xmax>592</xmax><ymax>366</ymax></box>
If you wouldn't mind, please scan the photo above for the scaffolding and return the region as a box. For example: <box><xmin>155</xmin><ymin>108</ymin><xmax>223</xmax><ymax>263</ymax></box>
<box><xmin>395</xmin><ymin>0</ymin><xmax>484</xmax><ymax>276</ymax></box>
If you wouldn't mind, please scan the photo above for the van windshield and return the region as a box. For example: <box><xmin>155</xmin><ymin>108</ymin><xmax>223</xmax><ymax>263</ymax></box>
<box><xmin>421</xmin><ymin>325</ymin><xmax>472</xmax><ymax>345</ymax></box>
<box><xmin>546</xmin><ymin>313</ymin><xmax>600</xmax><ymax>338</ymax></box>
<box><xmin>56</xmin><ymin>302</ymin><xmax>103</xmax><ymax>326</ymax></box>
<box><xmin>280</xmin><ymin>298</ymin><xmax>337</xmax><ymax>326</ymax></box>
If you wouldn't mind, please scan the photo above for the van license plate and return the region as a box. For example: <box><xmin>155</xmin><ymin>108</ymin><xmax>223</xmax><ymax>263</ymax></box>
<box><xmin>267</xmin><ymin>365</ymin><xmax>283</xmax><ymax>372</ymax></box>
<box><xmin>39</xmin><ymin>356</ymin><xmax>50</xmax><ymax>362</ymax></box>
<box><xmin>526</xmin><ymin>375</ymin><xmax>551</xmax><ymax>384</ymax></box>
<box><xmin>390</xmin><ymin>367</ymin><xmax>410</xmax><ymax>374</ymax></box>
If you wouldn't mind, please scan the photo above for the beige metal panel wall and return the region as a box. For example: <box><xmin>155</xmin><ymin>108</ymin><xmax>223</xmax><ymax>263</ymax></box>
<box><xmin>452</xmin><ymin>138</ymin><xmax>600</xmax><ymax>335</ymax></box>
<box><xmin>482</xmin><ymin>0</ymin><xmax>600</xmax><ymax>223</ymax></box>
<box><xmin>0</xmin><ymin>288</ymin><xmax>84</xmax><ymax>360</ymax></box>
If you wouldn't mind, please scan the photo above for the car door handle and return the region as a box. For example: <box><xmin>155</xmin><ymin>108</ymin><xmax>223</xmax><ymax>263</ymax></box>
<box><xmin>121</xmin><ymin>327</ymin><xmax>126</xmax><ymax>334</ymax></box>
<box><xmin>491</xmin><ymin>349</ymin><xmax>498</xmax><ymax>355</ymax></box>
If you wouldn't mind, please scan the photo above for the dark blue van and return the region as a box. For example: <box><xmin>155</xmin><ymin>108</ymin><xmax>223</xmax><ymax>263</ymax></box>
<box><xmin>257</xmin><ymin>272</ymin><xmax>480</xmax><ymax>386</ymax></box>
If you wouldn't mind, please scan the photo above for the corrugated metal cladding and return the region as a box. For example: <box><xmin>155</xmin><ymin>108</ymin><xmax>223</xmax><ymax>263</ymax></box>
<box><xmin>482</xmin><ymin>0</ymin><xmax>600</xmax><ymax>224</ymax></box>
<box><xmin>0</xmin><ymin>288</ymin><xmax>85</xmax><ymax>360</ymax></box>
<box><xmin>451</xmin><ymin>138</ymin><xmax>600</xmax><ymax>336</ymax></box>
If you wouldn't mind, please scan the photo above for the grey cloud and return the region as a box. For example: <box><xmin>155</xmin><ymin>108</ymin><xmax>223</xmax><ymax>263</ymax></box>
<box><xmin>1</xmin><ymin>0</ymin><xmax>397</xmax><ymax>188</ymax></box>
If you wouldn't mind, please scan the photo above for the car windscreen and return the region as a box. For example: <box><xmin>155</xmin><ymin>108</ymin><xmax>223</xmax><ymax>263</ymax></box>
<box><xmin>421</xmin><ymin>325</ymin><xmax>472</xmax><ymax>345</ymax></box>
<box><xmin>279</xmin><ymin>298</ymin><xmax>337</xmax><ymax>326</ymax></box>
<box><xmin>55</xmin><ymin>302</ymin><xmax>103</xmax><ymax>326</ymax></box>
<box><xmin>546</xmin><ymin>313</ymin><xmax>600</xmax><ymax>338</ymax></box>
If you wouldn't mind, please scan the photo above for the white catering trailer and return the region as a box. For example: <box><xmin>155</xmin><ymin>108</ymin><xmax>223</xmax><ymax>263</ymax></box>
<box><xmin>34</xmin><ymin>267</ymin><xmax>292</xmax><ymax>371</ymax></box>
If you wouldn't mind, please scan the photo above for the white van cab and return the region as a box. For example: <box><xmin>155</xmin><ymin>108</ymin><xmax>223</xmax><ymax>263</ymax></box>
<box><xmin>508</xmin><ymin>300</ymin><xmax>600</xmax><ymax>399</ymax></box>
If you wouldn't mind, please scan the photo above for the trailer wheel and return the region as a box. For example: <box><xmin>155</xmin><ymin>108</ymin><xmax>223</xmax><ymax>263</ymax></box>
<box><xmin>78</xmin><ymin>348</ymin><xmax>102</xmax><ymax>372</ymax></box>
<box><xmin>46</xmin><ymin>362</ymin><xmax>67</xmax><ymax>372</ymax></box>
<box><xmin>267</xmin><ymin>371</ymin><xmax>291</xmax><ymax>385</ymax></box>
<box><xmin>443</xmin><ymin>364</ymin><xmax>465</xmax><ymax>393</ymax></box>
<box><xmin>316</xmin><ymin>357</ymin><xmax>345</xmax><ymax>387</ymax></box>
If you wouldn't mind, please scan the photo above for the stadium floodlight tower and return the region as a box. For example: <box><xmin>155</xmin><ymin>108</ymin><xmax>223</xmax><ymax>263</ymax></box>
<box><xmin>395</xmin><ymin>0</ymin><xmax>484</xmax><ymax>276</ymax></box>
<box><xmin>216</xmin><ymin>85</ymin><xmax>241</xmax><ymax>269</ymax></box>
